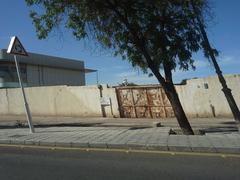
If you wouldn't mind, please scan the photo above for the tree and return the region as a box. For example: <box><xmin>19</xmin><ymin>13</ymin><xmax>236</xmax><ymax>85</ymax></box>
<box><xmin>189</xmin><ymin>0</ymin><xmax>240</xmax><ymax>128</ymax></box>
<box><xmin>118</xmin><ymin>79</ymin><xmax>138</xmax><ymax>86</ymax></box>
<box><xmin>25</xmin><ymin>0</ymin><xmax>209</xmax><ymax>135</ymax></box>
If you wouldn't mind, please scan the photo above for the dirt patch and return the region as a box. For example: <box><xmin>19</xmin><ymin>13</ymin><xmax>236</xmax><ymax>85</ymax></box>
<box><xmin>170</xmin><ymin>129</ymin><xmax>205</xmax><ymax>135</ymax></box>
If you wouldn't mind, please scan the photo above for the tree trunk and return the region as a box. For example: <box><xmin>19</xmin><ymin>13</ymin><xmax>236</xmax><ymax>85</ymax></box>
<box><xmin>190</xmin><ymin>0</ymin><xmax>240</xmax><ymax>129</ymax></box>
<box><xmin>162</xmin><ymin>81</ymin><xmax>194</xmax><ymax>135</ymax></box>
<box><xmin>152</xmin><ymin>68</ymin><xmax>194</xmax><ymax>135</ymax></box>
<box><xmin>111</xmin><ymin>5</ymin><xmax>194</xmax><ymax>134</ymax></box>
<box><xmin>198</xmin><ymin>17</ymin><xmax>240</xmax><ymax>123</ymax></box>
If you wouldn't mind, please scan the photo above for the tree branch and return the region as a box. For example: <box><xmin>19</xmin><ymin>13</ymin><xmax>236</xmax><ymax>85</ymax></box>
<box><xmin>105</xmin><ymin>0</ymin><xmax>166</xmax><ymax>84</ymax></box>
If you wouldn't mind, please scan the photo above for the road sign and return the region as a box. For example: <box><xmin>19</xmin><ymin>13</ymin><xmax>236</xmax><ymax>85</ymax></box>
<box><xmin>7</xmin><ymin>36</ymin><xmax>28</xmax><ymax>56</ymax></box>
<box><xmin>7</xmin><ymin>36</ymin><xmax>34</xmax><ymax>133</ymax></box>
<box><xmin>100</xmin><ymin>97</ymin><xmax>111</xmax><ymax>106</ymax></box>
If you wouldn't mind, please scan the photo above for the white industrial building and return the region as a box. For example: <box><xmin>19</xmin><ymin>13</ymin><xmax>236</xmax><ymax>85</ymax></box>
<box><xmin>0</xmin><ymin>49</ymin><xmax>95</xmax><ymax>88</ymax></box>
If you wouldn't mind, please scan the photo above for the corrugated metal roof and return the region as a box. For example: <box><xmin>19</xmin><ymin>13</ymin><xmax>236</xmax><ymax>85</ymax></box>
<box><xmin>0</xmin><ymin>49</ymin><xmax>96</xmax><ymax>73</ymax></box>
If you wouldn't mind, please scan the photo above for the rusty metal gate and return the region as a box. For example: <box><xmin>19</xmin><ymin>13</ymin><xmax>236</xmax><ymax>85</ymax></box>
<box><xmin>116</xmin><ymin>86</ymin><xmax>175</xmax><ymax>118</ymax></box>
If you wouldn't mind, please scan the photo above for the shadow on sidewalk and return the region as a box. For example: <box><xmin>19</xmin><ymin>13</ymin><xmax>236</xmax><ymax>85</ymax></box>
<box><xmin>201</xmin><ymin>126</ymin><xmax>238</xmax><ymax>134</ymax></box>
<box><xmin>0</xmin><ymin>123</ymin><xmax>103</xmax><ymax>129</ymax></box>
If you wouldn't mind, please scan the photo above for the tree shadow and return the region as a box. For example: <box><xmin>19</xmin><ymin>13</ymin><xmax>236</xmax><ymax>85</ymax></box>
<box><xmin>0</xmin><ymin>123</ymin><xmax>103</xmax><ymax>130</ymax></box>
<box><xmin>201</xmin><ymin>126</ymin><xmax>238</xmax><ymax>134</ymax></box>
<box><xmin>220</xmin><ymin>121</ymin><xmax>237</xmax><ymax>125</ymax></box>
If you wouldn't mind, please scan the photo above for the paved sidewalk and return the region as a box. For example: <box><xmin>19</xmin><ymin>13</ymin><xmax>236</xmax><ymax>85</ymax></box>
<box><xmin>0</xmin><ymin>126</ymin><xmax>239</xmax><ymax>154</ymax></box>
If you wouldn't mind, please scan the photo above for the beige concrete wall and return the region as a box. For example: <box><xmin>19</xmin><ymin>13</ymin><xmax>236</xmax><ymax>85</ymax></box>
<box><xmin>0</xmin><ymin>74</ymin><xmax>239</xmax><ymax>118</ymax></box>
<box><xmin>101</xmin><ymin>85</ymin><xmax>120</xmax><ymax>117</ymax></box>
<box><xmin>0</xmin><ymin>85</ymin><xmax>119</xmax><ymax>117</ymax></box>
<box><xmin>176</xmin><ymin>74</ymin><xmax>240</xmax><ymax>118</ymax></box>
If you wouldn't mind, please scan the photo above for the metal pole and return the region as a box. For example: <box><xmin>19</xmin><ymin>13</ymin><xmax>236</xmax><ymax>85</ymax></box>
<box><xmin>14</xmin><ymin>55</ymin><xmax>35</xmax><ymax>133</ymax></box>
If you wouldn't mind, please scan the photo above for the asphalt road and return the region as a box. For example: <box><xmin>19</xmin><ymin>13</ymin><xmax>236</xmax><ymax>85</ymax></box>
<box><xmin>0</xmin><ymin>146</ymin><xmax>239</xmax><ymax>180</ymax></box>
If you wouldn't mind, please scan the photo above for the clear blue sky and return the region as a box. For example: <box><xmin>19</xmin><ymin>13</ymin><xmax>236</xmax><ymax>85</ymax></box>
<box><xmin>0</xmin><ymin>0</ymin><xmax>239</xmax><ymax>85</ymax></box>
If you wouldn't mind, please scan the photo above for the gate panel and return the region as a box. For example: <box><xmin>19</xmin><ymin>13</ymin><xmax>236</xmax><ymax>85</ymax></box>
<box><xmin>147</xmin><ymin>88</ymin><xmax>163</xmax><ymax>106</ymax></box>
<box><xmin>116</xmin><ymin>88</ymin><xmax>136</xmax><ymax>117</ymax></box>
<box><xmin>116</xmin><ymin>86</ymin><xmax>174</xmax><ymax>118</ymax></box>
<box><xmin>151</xmin><ymin>107</ymin><xmax>166</xmax><ymax>118</ymax></box>
<box><xmin>118</xmin><ymin>89</ymin><xmax>133</xmax><ymax>106</ymax></box>
<box><xmin>132</xmin><ymin>89</ymin><xmax>151</xmax><ymax>118</ymax></box>
<box><xmin>121</xmin><ymin>106</ymin><xmax>135</xmax><ymax>118</ymax></box>
<box><xmin>165</xmin><ymin>107</ymin><xmax>175</xmax><ymax>117</ymax></box>
<box><xmin>132</xmin><ymin>89</ymin><xmax>148</xmax><ymax>106</ymax></box>
<box><xmin>135</xmin><ymin>107</ymin><xmax>151</xmax><ymax>118</ymax></box>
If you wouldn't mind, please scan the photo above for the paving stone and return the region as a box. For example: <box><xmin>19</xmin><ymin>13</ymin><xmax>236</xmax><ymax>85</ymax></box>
<box><xmin>167</xmin><ymin>135</ymin><xmax>192</xmax><ymax>152</ymax></box>
<box><xmin>39</xmin><ymin>140</ymin><xmax>56</xmax><ymax>146</ymax></box>
<box><xmin>126</xmin><ymin>143</ymin><xmax>148</xmax><ymax>150</ymax></box>
<box><xmin>24</xmin><ymin>140</ymin><xmax>39</xmax><ymax>145</ymax></box>
<box><xmin>106</xmin><ymin>143</ymin><xmax>128</xmax><ymax>149</ymax></box>
<box><xmin>89</xmin><ymin>142</ymin><xmax>108</xmax><ymax>148</ymax></box>
<box><xmin>10</xmin><ymin>139</ymin><xmax>25</xmax><ymax>145</ymax></box>
<box><xmin>168</xmin><ymin>145</ymin><xmax>192</xmax><ymax>152</ymax></box>
<box><xmin>0</xmin><ymin>126</ymin><xmax>239</xmax><ymax>154</ymax></box>
<box><xmin>146</xmin><ymin>144</ymin><xmax>168</xmax><ymax>151</ymax></box>
<box><xmin>55</xmin><ymin>141</ymin><xmax>72</xmax><ymax>147</ymax></box>
<box><xmin>71</xmin><ymin>141</ymin><xmax>89</xmax><ymax>148</ymax></box>
<box><xmin>191</xmin><ymin>146</ymin><xmax>217</xmax><ymax>153</ymax></box>
<box><xmin>213</xmin><ymin>146</ymin><xmax>240</xmax><ymax>153</ymax></box>
<box><xmin>0</xmin><ymin>139</ymin><xmax>11</xmax><ymax>144</ymax></box>
<box><xmin>188</xmin><ymin>135</ymin><xmax>217</xmax><ymax>153</ymax></box>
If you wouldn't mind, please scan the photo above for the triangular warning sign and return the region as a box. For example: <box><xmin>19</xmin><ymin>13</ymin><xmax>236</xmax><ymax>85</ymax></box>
<box><xmin>7</xmin><ymin>36</ymin><xmax>28</xmax><ymax>56</ymax></box>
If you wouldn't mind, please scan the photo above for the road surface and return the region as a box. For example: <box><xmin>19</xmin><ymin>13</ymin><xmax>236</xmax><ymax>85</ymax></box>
<box><xmin>0</xmin><ymin>146</ymin><xmax>239</xmax><ymax>180</ymax></box>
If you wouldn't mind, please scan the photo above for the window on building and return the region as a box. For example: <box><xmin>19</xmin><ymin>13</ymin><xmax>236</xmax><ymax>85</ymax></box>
<box><xmin>0</xmin><ymin>62</ymin><xmax>27</xmax><ymax>85</ymax></box>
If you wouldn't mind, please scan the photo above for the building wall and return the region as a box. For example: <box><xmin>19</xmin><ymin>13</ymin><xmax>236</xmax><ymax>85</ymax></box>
<box><xmin>26</xmin><ymin>65</ymin><xmax>39</xmax><ymax>86</ymax></box>
<box><xmin>101</xmin><ymin>84</ymin><xmax>120</xmax><ymax>117</ymax></box>
<box><xmin>176</xmin><ymin>74</ymin><xmax>240</xmax><ymax>118</ymax></box>
<box><xmin>0</xmin><ymin>62</ymin><xmax>27</xmax><ymax>88</ymax></box>
<box><xmin>27</xmin><ymin>65</ymin><xmax>85</xmax><ymax>87</ymax></box>
<box><xmin>0</xmin><ymin>74</ymin><xmax>239</xmax><ymax>118</ymax></box>
<box><xmin>0</xmin><ymin>85</ymin><xmax>120</xmax><ymax>117</ymax></box>
<box><xmin>0</xmin><ymin>49</ymin><xmax>89</xmax><ymax>88</ymax></box>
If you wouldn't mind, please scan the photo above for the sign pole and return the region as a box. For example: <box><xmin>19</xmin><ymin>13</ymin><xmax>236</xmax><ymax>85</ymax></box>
<box><xmin>14</xmin><ymin>55</ymin><xmax>35</xmax><ymax>133</ymax></box>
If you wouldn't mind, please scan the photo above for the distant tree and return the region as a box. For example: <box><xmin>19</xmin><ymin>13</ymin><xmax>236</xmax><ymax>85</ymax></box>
<box><xmin>180</xmin><ymin>79</ymin><xmax>188</xmax><ymax>85</ymax></box>
<box><xmin>25</xmin><ymin>0</ymin><xmax>210</xmax><ymax>135</ymax></box>
<box><xmin>118</xmin><ymin>79</ymin><xmax>138</xmax><ymax>87</ymax></box>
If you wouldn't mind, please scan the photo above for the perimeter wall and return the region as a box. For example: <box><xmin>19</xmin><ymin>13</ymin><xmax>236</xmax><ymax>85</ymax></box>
<box><xmin>0</xmin><ymin>74</ymin><xmax>239</xmax><ymax>118</ymax></box>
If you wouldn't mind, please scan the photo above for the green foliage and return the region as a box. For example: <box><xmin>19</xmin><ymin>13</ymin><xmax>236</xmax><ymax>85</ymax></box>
<box><xmin>25</xmin><ymin>0</ymin><xmax>209</xmax><ymax>77</ymax></box>
<box><xmin>118</xmin><ymin>82</ymin><xmax>138</xmax><ymax>87</ymax></box>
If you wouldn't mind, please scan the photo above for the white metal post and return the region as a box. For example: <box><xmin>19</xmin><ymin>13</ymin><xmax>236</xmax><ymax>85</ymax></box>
<box><xmin>14</xmin><ymin>55</ymin><xmax>35</xmax><ymax>133</ymax></box>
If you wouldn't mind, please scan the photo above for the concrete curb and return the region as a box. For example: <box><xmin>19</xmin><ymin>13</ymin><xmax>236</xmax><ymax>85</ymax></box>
<box><xmin>0</xmin><ymin>139</ymin><xmax>239</xmax><ymax>154</ymax></box>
